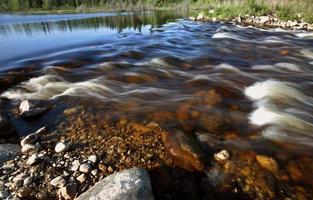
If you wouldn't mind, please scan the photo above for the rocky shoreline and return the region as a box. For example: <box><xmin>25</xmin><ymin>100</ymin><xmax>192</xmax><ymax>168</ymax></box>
<box><xmin>192</xmin><ymin>11</ymin><xmax>313</xmax><ymax>31</ymax></box>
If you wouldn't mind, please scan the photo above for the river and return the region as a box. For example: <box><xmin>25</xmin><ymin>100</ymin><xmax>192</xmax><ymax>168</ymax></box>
<box><xmin>0</xmin><ymin>11</ymin><xmax>312</xmax><ymax>199</ymax></box>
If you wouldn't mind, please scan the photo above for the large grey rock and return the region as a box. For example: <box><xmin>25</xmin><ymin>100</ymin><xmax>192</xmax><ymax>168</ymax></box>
<box><xmin>0</xmin><ymin>112</ymin><xmax>15</xmax><ymax>138</ymax></box>
<box><xmin>0</xmin><ymin>144</ymin><xmax>21</xmax><ymax>164</ymax></box>
<box><xmin>77</xmin><ymin>168</ymin><xmax>154</xmax><ymax>200</ymax></box>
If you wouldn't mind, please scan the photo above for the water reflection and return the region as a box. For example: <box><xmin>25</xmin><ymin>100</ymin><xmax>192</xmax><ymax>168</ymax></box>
<box><xmin>0</xmin><ymin>11</ymin><xmax>187</xmax><ymax>37</ymax></box>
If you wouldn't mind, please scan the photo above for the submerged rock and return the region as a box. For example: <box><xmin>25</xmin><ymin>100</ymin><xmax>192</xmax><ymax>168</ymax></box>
<box><xmin>19</xmin><ymin>100</ymin><xmax>51</xmax><ymax>120</ymax></box>
<box><xmin>0</xmin><ymin>112</ymin><xmax>15</xmax><ymax>138</ymax></box>
<box><xmin>0</xmin><ymin>144</ymin><xmax>21</xmax><ymax>164</ymax></box>
<box><xmin>77</xmin><ymin>168</ymin><xmax>154</xmax><ymax>200</ymax></box>
<box><xmin>161</xmin><ymin>129</ymin><xmax>205</xmax><ymax>171</ymax></box>
<box><xmin>256</xmin><ymin>155</ymin><xmax>279</xmax><ymax>174</ymax></box>
<box><xmin>214</xmin><ymin>149</ymin><xmax>230</xmax><ymax>163</ymax></box>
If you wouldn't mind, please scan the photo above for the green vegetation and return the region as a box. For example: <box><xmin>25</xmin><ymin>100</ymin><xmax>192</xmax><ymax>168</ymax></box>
<box><xmin>199</xmin><ymin>0</ymin><xmax>313</xmax><ymax>23</ymax></box>
<box><xmin>0</xmin><ymin>0</ymin><xmax>313</xmax><ymax>23</ymax></box>
<box><xmin>0</xmin><ymin>0</ymin><xmax>190</xmax><ymax>12</ymax></box>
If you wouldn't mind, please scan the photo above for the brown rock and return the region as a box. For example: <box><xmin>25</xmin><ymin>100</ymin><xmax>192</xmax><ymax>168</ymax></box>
<box><xmin>256</xmin><ymin>155</ymin><xmax>279</xmax><ymax>174</ymax></box>
<box><xmin>58</xmin><ymin>183</ymin><xmax>77</xmax><ymax>200</ymax></box>
<box><xmin>161</xmin><ymin>129</ymin><xmax>205</xmax><ymax>171</ymax></box>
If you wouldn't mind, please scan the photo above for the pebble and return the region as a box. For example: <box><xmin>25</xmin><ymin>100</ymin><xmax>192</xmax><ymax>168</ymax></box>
<box><xmin>13</xmin><ymin>173</ymin><xmax>28</xmax><ymax>182</ymax></box>
<box><xmin>27</xmin><ymin>153</ymin><xmax>39</xmax><ymax>165</ymax></box>
<box><xmin>23</xmin><ymin>176</ymin><xmax>33</xmax><ymax>186</ymax></box>
<box><xmin>2</xmin><ymin>163</ymin><xmax>14</xmax><ymax>169</ymax></box>
<box><xmin>91</xmin><ymin>169</ymin><xmax>98</xmax><ymax>176</ymax></box>
<box><xmin>79</xmin><ymin>163</ymin><xmax>92</xmax><ymax>173</ymax></box>
<box><xmin>17</xmin><ymin>187</ymin><xmax>32</xmax><ymax>198</ymax></box>
<box><xmin>88</xmin><ymin>155</ymin><xmax>98</xmax><ymax>163</ymax></box>
<box><xmin>58</xmin><ymin>183</ymin><xmax>77</xmax><ymax>200</ymax></box>
<box><xmin>76</xmin><ymin>174</ymin><xmax>87</xmax><ymax>183</ymax></box>
<box><xmin>50</xmin><ymin>176</ymin><xmax>67</xmax><ymax>188</ymax></box>
<box><xmin>21</xmin><ymin>144</ymin><xmax>38</xmax><ymax>154</ymax></box>
<box><xmin>55</xmin><ymin>142</ymin><xmax>70</xmax><ymax>153</ymax></box>
<box><xmin>0</xmin><ymin>190</ymin><xmax>9</xmax><ymax>199</ymax></box>
<box><xmin>70</xmin><ymin>160</ymin><xmax>81</xmax><ymax>171</ymax></box>
<box><xmin>108</xmin><ymin>166</ymin><xmax>114</xmax><ymax>173</ymax></box>
<box><xmin>214</xmin><ymin>149</ymin><xmax>230</xmax><ymax>162</ymax></box>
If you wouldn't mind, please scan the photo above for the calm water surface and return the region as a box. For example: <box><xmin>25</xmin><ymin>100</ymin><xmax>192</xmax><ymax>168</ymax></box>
<box><xmin>1</xmin><ymin>11</ymin><xmax>313</xmax><ymax>191</ymax></box>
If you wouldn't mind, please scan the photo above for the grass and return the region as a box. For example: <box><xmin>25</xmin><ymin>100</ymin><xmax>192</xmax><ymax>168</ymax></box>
<box><xmin>196</xmin><ymin>0</ymin><xmax>313</xmax><ymax>23</ymax></box>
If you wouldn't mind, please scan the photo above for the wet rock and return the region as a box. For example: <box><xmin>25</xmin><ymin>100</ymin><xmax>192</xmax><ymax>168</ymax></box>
<box><xmin>50</xmin><ymin>176</ymin><xmax>67</xmax><ymax>188</ymax></box>
<box><xmin>214</xmin><ymin>149</ymin><xmax>230</xmax><ymax>162</ymax></box>
<box><xmin>20</xmin><ymin>133</ymin><xmax>40</xmax><ymax>147</ymax></box>
<box><xmin>55</xmin><ymin>142</ymin><xmax>70</xmax><ymax>153</ymax></box>
<box><xmin>19</xmin><ymin>100</ymin><xmax>51</xmax><ymax>120</ymax></box>
<box><xmin>79</xmin><ymin>163</ymin><xmax>92</xmax><ymax>173</ymax></box>
<box><xmin>0</xmin><ymin>144</ymin><xmax>21</xmax><ymax>164</ymax></box>
<box><xmin>77</xmin><ymin>168</ymin><xmax>154</xmax><ymax>200</ymax></box>
<box><xmin>161</xmin><ymin>130</ymin><xmax>205</xmax><ymax>171</ymax></box>
<box><xmin>256</xmin><ymin>155</ymin><xmax>279</xmax><ymax>174</ymax></box>
<box><xmin>58</xmin><ymin>183</ymin><xmax>77</xmax><ymax>200</ymax></box>
<box><xmin>0</xmin><ymin>112</ymin><xmax>15</xmax><ymax>138</ymax></box>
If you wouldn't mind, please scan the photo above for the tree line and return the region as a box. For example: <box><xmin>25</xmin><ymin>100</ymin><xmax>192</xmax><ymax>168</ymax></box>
<box><xmin>0</xmin><ymin>0</ymin><xmax>191</xmax><ymax>11</ymax></box>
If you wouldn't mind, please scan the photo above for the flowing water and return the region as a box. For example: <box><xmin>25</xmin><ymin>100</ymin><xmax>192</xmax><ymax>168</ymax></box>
<box><xmin>1</xmin><ymin>11</ymin><xmax>313</xmax><ymax>197</ymax></box>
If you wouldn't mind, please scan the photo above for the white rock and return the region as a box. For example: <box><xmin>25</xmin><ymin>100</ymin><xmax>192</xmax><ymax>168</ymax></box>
<box><xmin>76</xmin><ymin>168</ymin><xmax>154</xmax><ymax>200</ymax></box>
<box><xmin>21</xmin><ymin>144</ymin><xmax>38</xmax><ymax>154</ymax></box>
<box><xmin>79</xmin><ymin>163</ymin><xmax>92</xmax><ymax>174</ymax></box>
<box><xmin>55</xmin><ymin>142</ymin><xmax>70</xmax><ymax>153</ymax></box>
<box><xmin>91</xmin><ymin>169</ymin><xmax>98</xmax><ymax>176</ymax></box>
<box><xmin>50</xmin><ymin>176</ymin><xmax>66</xmax><ymax>188</ymax></box>
<box><xmin>27</xmin><ymin>153</ymin><xmax>39</xmax><ymax>165</ymax></box>
<box><xmin>214</xmin><ymin>149</ymin><xmax>230</xmax><ymax>162</ymax></box>
<box><xmin>19</xmin><ymin>100</ymin><xmax>30</xmax><ymax>113</ymax></box>
<box><xmin>70</xmin><ymin>160</ymin><xmax>80</xmax><ymax>171</ymax></box>
<box><xmin>88</xmin><ymin>155</ymin><xmax>97</xmax><ymax>163</ymax></box>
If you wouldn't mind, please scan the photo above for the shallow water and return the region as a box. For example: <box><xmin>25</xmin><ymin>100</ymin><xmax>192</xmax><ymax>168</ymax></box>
<box><xmin>1</xmin><ymin>11</ymin><xmax>313</xmax><ymax>194</ymax></box>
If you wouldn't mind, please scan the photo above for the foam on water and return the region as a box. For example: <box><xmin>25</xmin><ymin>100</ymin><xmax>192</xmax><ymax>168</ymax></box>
<box><xmin>1</xmin><ymin>75</ymin><xmax>114</xmax><ymax>100</ymax></box>
<box><xmin>214</xmin><ymin>63</ymin><xmax>241</xmax><ymax>73</ymax></box>
<box><xmin>244</xmin><ymin>80</ymin><xmax>311</xmax><ymax>105</ymax></box>
<box><xmin>252</xmin><ymin>63</ymin><xmax>302</xmax><ymax>72</ymax></box>
<box><xmin>245</xmin><ymin>80</ymin><xmax>313</xmax><ymax>144</ymax></box>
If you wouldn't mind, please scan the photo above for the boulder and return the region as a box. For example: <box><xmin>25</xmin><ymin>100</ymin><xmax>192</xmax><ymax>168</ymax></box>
<box><xmin>0</xmin><ymin>144</ymin><xmax>21</xmax><ymax>164</ymax></box>
<box><xmin>161</xmin><ymin>130</ymin><xmax>205</xmax><ymax>171</ymax></box>
<box><xmin>19</xmin><ymin>100</ymin><xmax>51</xmax><ymax>120</ymax></box>
<box><xmin>0</xmin><ymin>112</ymin><xmax>15</xmax><ymax>138</ymax></box>
<box><xmin>77</xmin><ymin>168</ymin><xmax>154</xmax><ymax>200</ymax></box>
